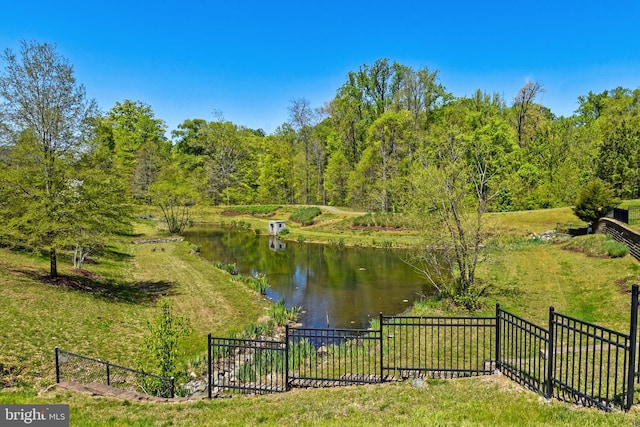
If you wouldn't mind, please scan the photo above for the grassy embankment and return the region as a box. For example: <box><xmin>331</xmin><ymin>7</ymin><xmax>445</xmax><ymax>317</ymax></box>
<box><xmin>2</xmin><ymin>206</ymin><xmax>640</xmax><ymax>425</ymax></box>
<box><xmin>0</xmin><ymin>220</ymin><xmax>269</xmax><ymax>389</ymax></box>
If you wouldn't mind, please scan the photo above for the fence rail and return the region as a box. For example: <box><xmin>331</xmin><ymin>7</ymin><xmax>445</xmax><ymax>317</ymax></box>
<box><xmin>55</xmin><ymin>347</ymin><xmax>175</xmax><ymax>398</ymax></box>
<box><xmin>611</xmin><ymin>207</ymin><xmax>640</xmax><ymax>224</ymax></box>
<box><xmin>496</xmin><ymin>307</ymin><xmax>549</xmax><ymax>394</ymax></box>
<box><xmin>208</xmin><ymin>336</ymin><xmax>287</xmax><ymax>396</ymax></box>
<box><xmin>206</xmin><ymin>285</ymin><xmax>640</xmax><ymax>412</ymax></box>
<box><xmin>381</xmin><ymin>314</ymin><xmax>496</xmax><ymax>379</ymax></box>
<box><xmin>57</xmin><ymin>287</ymin><xmax>640</xmax><ymax>411</ymax></box>
<box><xmin>550</xmin><ymin>309</ymin><xmax>632</xmax><ymax>410</ymax></box>
<box><xmin>288</xmin><ymin>326</ymin><xmax>383</xmax><ymax>387</ymax></box>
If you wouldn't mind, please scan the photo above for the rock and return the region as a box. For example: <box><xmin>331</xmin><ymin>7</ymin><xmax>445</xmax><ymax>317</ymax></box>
<box><xmin>412</xmin><ymin>378</ymin><xmax>425</xmax><ymax>388</ymax></box>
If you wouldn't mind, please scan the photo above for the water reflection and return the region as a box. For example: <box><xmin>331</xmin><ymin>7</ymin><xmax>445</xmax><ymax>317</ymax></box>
<box><xmin>183</xmin><ymin>227</ymin><xmax>433</xmax><ymax>329</ymax></box>
<box><xmin>268</xmin><ymin>237</ymin><xmax>286</xmax><ymax>251</ymax></box>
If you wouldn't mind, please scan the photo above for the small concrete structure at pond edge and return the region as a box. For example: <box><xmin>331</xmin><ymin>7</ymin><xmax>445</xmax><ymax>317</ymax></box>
<box><xmin>268</xmin><ymin>220</ymin><xmax>286</xmax><ymax>235</ymax></box>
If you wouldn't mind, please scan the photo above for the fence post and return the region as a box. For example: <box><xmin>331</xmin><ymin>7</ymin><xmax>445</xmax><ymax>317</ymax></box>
<box><xmin>546</xmin><ymin>306</ymin><xmax>555</xmax><ymax>399</ymax></box>
<box><xmin>106</xmin><ymin>362</ymin><xmax>111</xmax><ymax>386</ymax></box>
<box><xmin>626</xmin><ymin>284</ymin><xmax>639</xmax><ymax>410</ymax></box>
<box><xmin>170</xmin><ymin>377</ymin><xmax>175</xmax><ymax>398</ymax></box>
<box><xmin>285</xmin><ymin>324</ymin><xmax>290</xmax><ymax>391</ymax></box>
<box><xmin>207</xmin><ymin>333</ymin><xmax>212</xmax><ymax>399</ymax></box>
<box><xmin>379</xmin><ymin>312</ymin><xmax>384</xmax><ymax>381</ymax></box>
<box><xmin>55</xmin><ymin>347</ymin><xmax>60</xmax><ymax>383</ymax></box>
<box><xmin>495</xmin><ymin>304</ymin><xmax>501</xmax><ymax>372</ymax></box>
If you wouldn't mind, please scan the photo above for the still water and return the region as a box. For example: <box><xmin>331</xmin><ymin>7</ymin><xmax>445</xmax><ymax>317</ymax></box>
<box><xmin>183</xmin><ymin>227</ymin><xmax>433</xmax><ymax>329</ymax></box>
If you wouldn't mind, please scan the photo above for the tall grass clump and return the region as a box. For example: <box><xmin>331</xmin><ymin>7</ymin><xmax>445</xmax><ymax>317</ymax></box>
<box><xmin>352</xmin><ymin>212</ymin><xmax>416</xmax><ymax>229</ymax></box>
<box><xmin>290</xmin><ymin>207</ymin><xmax>322</xmax><ymax>226</ymax></box>
<box><xmin>562</xmin><ymin>234</ymin><xmax>629</xmax><ymax>258</ymax></box>
<box><xmin>602</xmin><ymin>237</ymin><xmax>630</xmax><ymax>258</ymax></box>
<box><xmin>247</xmin><ymin>273</ymin><xmax>270</xmax><ymax>294</ymax></box>
<box><xmin>268</xmin><ymin>300</ymin><xmax>301</xmax><ymax>326</ymax></box>
<box><xmin>223</xmin><ymin>205</ymin><xmax>280</xmax><ymax>216</ymax></box>
<box><xmin>213</xmin><ymin>260</ymin><xmax>239</xmax><ymax>275</ymax></box>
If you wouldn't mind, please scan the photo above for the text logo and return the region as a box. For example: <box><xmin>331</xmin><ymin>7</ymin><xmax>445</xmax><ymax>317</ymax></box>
<box><xmin>1</xmin><ymin>405</ymin><xmax>69</xmax><ymax>426</ymax></box>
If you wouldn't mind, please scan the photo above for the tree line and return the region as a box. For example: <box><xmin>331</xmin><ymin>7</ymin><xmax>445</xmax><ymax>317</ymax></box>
<box><xmin>1</xmin><ymin>41</ymin><xmax>639</xmax><ymax>285</ymax></box>
<box><xmin>95</xmin><ymin>59</ymin><xmax>639</xmax><ymax>214</ymax></box>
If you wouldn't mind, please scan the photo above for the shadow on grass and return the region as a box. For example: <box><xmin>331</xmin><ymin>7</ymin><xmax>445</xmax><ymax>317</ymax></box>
<box><xmin>13</xmin><ymin>267</ymin><xmax>177</xmax><ymax>304</ymax></box>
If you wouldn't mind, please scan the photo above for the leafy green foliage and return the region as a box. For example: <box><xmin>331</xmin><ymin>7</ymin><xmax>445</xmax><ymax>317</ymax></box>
<box><xmin>150</xmin><ymin>164</ymin><xmax>197</xmax><ymax>234</ymax></box>
<box><xmin>290</xmin><ymin>207</ymin><xmax>322</xmax><ymax>226</ymax></box>
<box><xmin>139</xmin><ymin>300</ymin><xmax>191</xmax><ymax>379</ymax></box>
<box><xmin>239</xmin><ymin>321</ymin><xmax>274</xmax><ymax>339</ymax></box>
<box><xmin>212</xmin><ymin>260</ymin><xmax>238</xmax><ymax>275</ymax></box>
<box><xmin>573</xmin><ymin>179</ymin><xmax>618</xmax><ymax>224</ymax></box>
<box><xmin>247</xmin><ymin>273</ymin><xmax>270</xmax><ymax>294</ymax></box>
<box><xmin>267</xmin><ymin>300</ymin><xmax>301</xmax><ymax>326</ymax></box>
<box><xmin>0</xmin><ymin>41</ymin><xmax>101</xmax><ymax>277</ymax></box>
<box><xmin>603</xmin><ymin>239</ymin><xmax>630</xmax><ymax>258</ymax></box>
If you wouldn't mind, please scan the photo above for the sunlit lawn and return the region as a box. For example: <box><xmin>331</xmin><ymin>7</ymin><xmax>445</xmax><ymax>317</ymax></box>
<box><xmin>2</xmin><ymin>206</ymin><xmax>640</xmax><ymax>425</ymax></box>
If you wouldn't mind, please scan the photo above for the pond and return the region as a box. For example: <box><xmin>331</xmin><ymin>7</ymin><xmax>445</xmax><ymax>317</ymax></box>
<box><xmin>183</xmin><ymin>227</ymin><xmax>433</xmax><ymax>329</ymax></box>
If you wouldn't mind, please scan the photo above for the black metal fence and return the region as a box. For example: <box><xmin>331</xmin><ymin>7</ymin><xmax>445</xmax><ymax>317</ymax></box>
<box><xmin>382</xmin><ymin>315</ymin><xmax>496</xmax><ymax>379</ymax></box>
<box><xmin>55</xmin><ymin>347</ymin><xmax>175</xmax><ymax>398</ymax></box>
<box><xmin>207</xmin><ymin>336</ymin><xmax>287</xmax><ymax>396</ymax></box>
<box><xmin>288</xmin><ymin>326</ymin><xmax>383</xmax><ymax>387</ymax></box>
<box><xmin>207</xmin><ymin>285</ymin><xmax>640</xmax><ymax>412</ymax></box>
<box><xmin>612</xmin><ymin>207</ymin><xmax>640</xmax><ymax>224</ymax></box>
<box><xmin>496</xmin><ymin>307</ymin><xmax>549</xmax><ymax>393</ymax></box>
<box><xmin>57</xmin><ymin>286</ymin><xmax>640</xmax><ymax>410</ymax></box>
<box><xmin>550</xmin><ymin>309</ymin><xmax>632</xmax><ymax>411</ymax></box>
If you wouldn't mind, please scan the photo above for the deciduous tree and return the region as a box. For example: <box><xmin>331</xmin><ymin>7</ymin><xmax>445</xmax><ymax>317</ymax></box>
<box><xmin>0</xmin><ymin>41</ymin><xmax>97</xmax><ymax>277</ymax></box>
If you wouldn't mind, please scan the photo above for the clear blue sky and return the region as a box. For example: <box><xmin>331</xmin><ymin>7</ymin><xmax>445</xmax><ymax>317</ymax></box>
<box><xmin>1</xmin><ymin>1</ymin><xmax>639</xmax><ymax>136</ymax></box>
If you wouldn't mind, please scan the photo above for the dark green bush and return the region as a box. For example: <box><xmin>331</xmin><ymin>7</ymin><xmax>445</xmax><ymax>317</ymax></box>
<box><xmin>573</xmin><ymin>179</ymin><xmax>618</xmax><ymax>225</ymax></box>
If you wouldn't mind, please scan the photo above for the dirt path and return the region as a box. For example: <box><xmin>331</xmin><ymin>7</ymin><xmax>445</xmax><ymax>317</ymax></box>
<box><xmin>53</xmin><ymin>381</ymin><xmax>204</xmax><ymax>403</ymax></box>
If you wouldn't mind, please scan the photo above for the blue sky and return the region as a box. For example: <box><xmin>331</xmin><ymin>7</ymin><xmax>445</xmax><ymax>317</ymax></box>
<box><xmin>1</xmin><ymin>1</ymin><xmax>639</xmax><ymax>135</ymax></box>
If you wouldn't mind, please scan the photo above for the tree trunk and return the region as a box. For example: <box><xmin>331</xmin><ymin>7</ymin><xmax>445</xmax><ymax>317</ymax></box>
<box><xmin>50</xmin><ymin>248</ymin><xmax>58</xmax><ymax>278</ymax></box>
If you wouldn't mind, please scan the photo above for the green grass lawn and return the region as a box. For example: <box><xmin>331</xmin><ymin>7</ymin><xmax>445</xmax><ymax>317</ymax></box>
<box><xmin>2</xmin><ymin>378</ymin><xmax>636</xmax><ymax>426</ymax></box>
<box><xmin>0</xmin><ymin>222</ymin><xmax>269</xmax><ymax>389</ymax></box>
<box><xmin>2</xmin><ymin>207</ymin><xmax>640</xmax><ymax>425</ymax></box>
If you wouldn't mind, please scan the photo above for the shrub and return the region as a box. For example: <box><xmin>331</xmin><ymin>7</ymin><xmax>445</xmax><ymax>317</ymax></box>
<box><xmin>603</xmin><ymin>238</ymin><xmax>630</xmax><ymax>258</ymax></box>
<box><xmin>138</xmin><ymin>300</ymin><xmax>191</xmax><ymax>381</ymax></box>
<box><xmin>573</xmin><ymin>179</ymin><xmax>618</xmax><ymax>225</ymax></box>
<box><xmin>290</xmin><ymin>207</ymin><xmax>322</xmax><ymax>226</ymax></box>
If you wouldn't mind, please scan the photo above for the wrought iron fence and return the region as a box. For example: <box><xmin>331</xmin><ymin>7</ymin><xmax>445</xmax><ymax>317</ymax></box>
<box><xmin>55</xmin><ymin>348</ymin><xmax>175</xmax><ymax>398</ymax></box>
<box><xmin>496</xmin><ymin>306</ymin><xmax>549</xmax><ymax>394</ymax></box>
<box><xmin>54</xmin><ymin>285</ymin><xmax>640</xmax><ymax>411</ymax></box>
<box><xmin>208</xmin><ymin>336</ymin><xmax>287</xmax><ymax>396</ymax></box>
<box><xmin>550</xmin><ymin>309</ymin><xmax>632</xmax><ymax>411</ymax></box>
<box><xmin>611</xmin><ymin>207</ymin><xmax>640</xmax><ymax>224</ymax></box>
<box><xmin>381</xmin><ymin>314</ymin><xmax>496</xmax><ymax>379</ymax></box>
<box><xmin>288</xmin><ymin>326</ymin><xmax>383</xmax><ymax>387</ymax></box>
